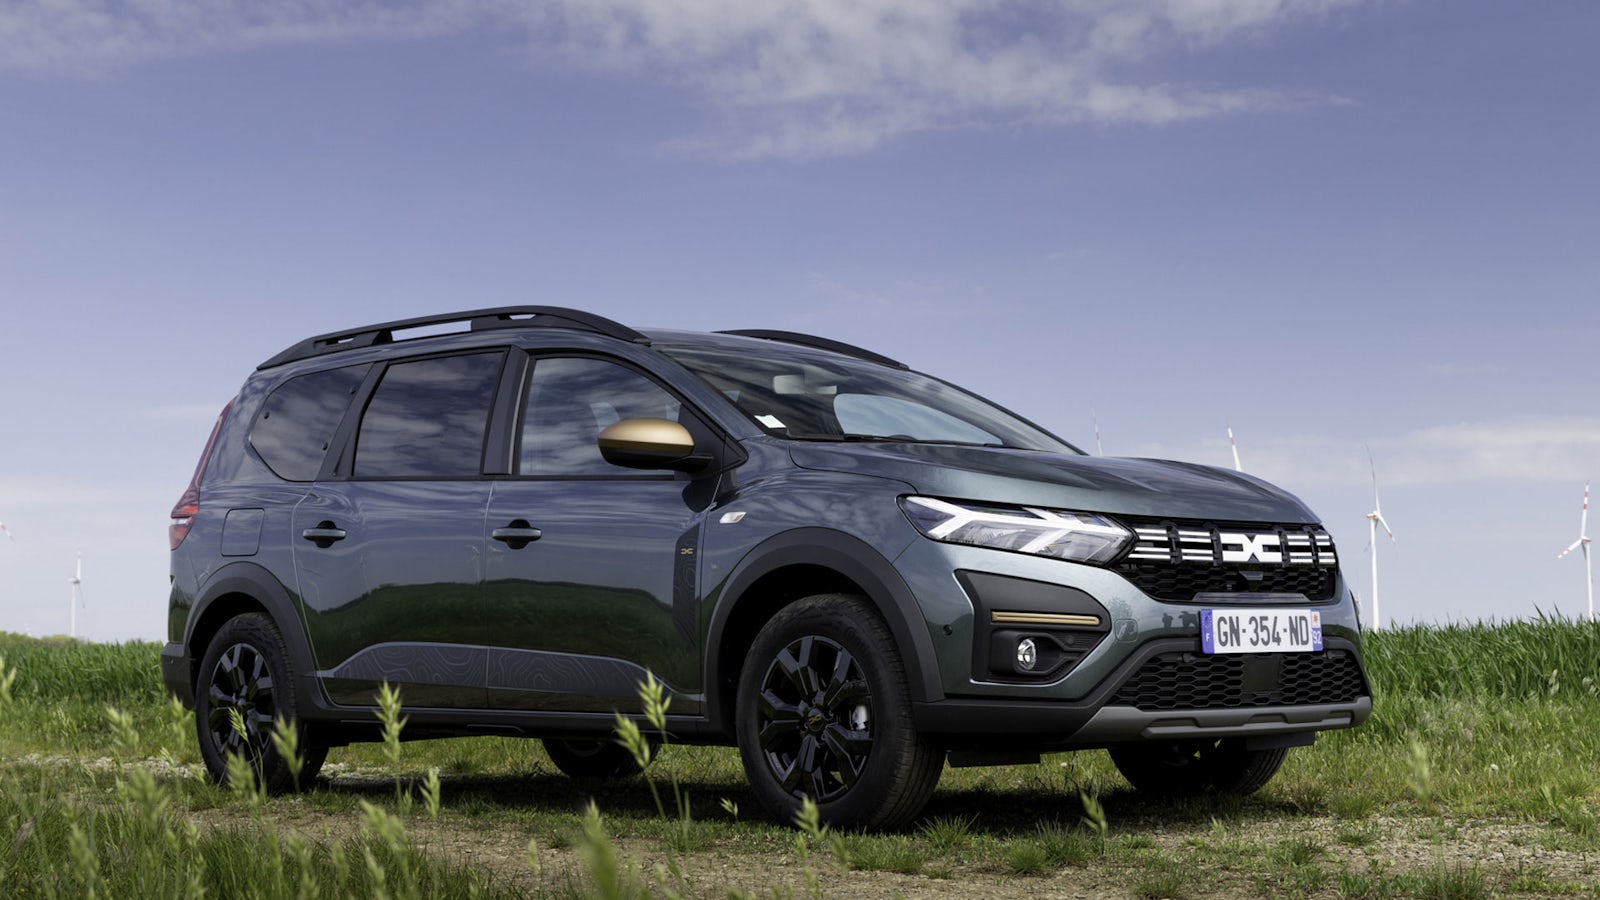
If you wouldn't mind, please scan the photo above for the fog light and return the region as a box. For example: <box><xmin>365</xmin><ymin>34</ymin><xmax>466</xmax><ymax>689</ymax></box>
<box><xmin>1016</xmin><ymin>638</ymin><xmax>1038</xmax><ymax>671</ymax></box>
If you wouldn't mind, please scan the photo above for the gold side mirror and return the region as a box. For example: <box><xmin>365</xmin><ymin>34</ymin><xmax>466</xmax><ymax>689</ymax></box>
<box><xmin>597</xmin><ymin>418</ymin><xmax>710</xmax><ymax>473</ymax></box>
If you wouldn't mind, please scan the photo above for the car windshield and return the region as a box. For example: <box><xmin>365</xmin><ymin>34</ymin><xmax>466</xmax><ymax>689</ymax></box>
<box><xmin>661</xmin><ymin>344</ymin><xmax>1080</xmax><ymax>453</ymax></box>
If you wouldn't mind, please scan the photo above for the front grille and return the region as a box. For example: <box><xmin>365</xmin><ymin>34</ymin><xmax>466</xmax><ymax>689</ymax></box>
<box><xmin>1109</xmin><ymin>649</ymin><xmax>1368</xmax><ymax>711</ymax></box>
<box><xmin>1114</xmin><ymin>518</ymin><xmax>1340</xmax><ymax>603</ymax></box>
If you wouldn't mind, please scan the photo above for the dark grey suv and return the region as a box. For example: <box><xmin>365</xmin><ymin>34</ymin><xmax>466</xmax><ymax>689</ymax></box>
<box><xmin>164</xmin><ymin>306</ymin><xmax>1370</xmax><ymax>829</ymax></box>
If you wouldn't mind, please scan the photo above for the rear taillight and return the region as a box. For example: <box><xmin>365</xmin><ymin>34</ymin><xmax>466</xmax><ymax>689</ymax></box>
<box><xmin>171</xmin><ymin>400</ymin><xmax>234</xmax><ymax>551</ymax></box>
<box><xmin>168</xmin><ymin>494</ymin><xmax>198</xmax><ymax>551</ymax></box>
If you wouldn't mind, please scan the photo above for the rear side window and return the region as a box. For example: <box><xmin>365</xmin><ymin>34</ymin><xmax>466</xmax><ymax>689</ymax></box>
<box><xmin>250</xmin><ymin>364</ymin><xmax>371</xmax><ymax>481</ymax></box>
<box><xmin>355</xmin><ymin>353</ymin><xmax>503</xmax><ymax>478</ymax></box>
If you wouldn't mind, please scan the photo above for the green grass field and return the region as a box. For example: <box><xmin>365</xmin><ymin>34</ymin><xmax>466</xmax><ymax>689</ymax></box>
<box><xmin>3</xmin><ymin>620</ymin><xmax>1599</xmax><ymax>898</ymax></box>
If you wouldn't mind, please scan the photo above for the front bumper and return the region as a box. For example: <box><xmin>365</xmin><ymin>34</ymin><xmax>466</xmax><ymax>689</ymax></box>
<box><xmin>913</xmin><ymin>636</ymin><xmax>1372</xmax><ymax>748</ymax></box>
<box><xmin>916</xmin><ymin>697</ymin><xmax>1369</xmax><ymax>748</ymax></box>
<box><xmin>1068</xmin><ymin>699</ymin><xmax>1369</xmax><ymax>745</ymax></box>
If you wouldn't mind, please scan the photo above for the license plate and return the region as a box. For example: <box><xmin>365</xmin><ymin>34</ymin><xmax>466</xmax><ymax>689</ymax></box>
<box><xmin>1201</xmin><ymin>608</ymin><xmax>1323</xmax><ymax>654</ymax></box>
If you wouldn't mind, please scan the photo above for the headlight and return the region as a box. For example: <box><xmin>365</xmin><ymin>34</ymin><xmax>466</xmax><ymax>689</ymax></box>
<box><xmin>899</xmin><ymin>496</ymin><xmax>1132</xmax><ymax>565</ymax></box>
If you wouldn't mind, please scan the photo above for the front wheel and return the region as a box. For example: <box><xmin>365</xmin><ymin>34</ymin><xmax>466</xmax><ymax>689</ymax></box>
<box><xmin>1109</xmin><ymin>738</ymin><xmax>1288</xmax><ymax>798</ymax></box>
<box><xmin>736</xmin><ymin>594</ymin><xmax>942</xmax><ymax>832</ymax></box>
<box><xmin>194</xmin><ymin>613</ymin><xmax>326</xmax><ymax>793</ymax></box>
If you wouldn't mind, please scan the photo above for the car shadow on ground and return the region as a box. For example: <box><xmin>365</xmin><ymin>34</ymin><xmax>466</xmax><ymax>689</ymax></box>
<box><xmin>310</xmin><ymin>764</ymin><xmax>1308</xmax><ymax>837</ymax></box>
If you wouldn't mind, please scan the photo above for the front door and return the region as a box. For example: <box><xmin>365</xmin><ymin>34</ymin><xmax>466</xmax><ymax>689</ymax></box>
<box><xmin>482</xmin><ymin>355</ymin><xmax>717</xmax><ymax>713</ymax></box>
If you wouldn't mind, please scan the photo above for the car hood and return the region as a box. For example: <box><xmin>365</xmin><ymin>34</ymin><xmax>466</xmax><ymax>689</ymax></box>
<box><xmin>788</xmin><ymin>442</ymin><xmax>1319</xmax><ymax>523</ymax></box>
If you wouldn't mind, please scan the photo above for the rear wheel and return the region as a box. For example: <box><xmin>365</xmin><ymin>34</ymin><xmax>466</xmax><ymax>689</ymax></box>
<box><xmin>736</xmin><ymin>594</ymin><xmax>942</xmax><ymax>831</ymax></box>
<box><xmin>194</xmin><ymin>613</ymin><xmax>326</xmax><ymax>793</ymax></box>
<box><xmin>1109</xmin><ymin>738</ymin><xmax>1288</xmax><ymax>798</ymax></box>
<box><xmin>543</xmin><ymin>738</ymin><xmax>647</xmax><ymax>780</ymax></box>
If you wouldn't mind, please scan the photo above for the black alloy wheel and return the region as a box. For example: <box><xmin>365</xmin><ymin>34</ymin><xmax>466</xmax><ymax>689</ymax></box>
<box><xmin>205</xmin><ymin>641</ymin><xmax>274</xmax><ymax>761</ymax></box>
<box><xmin>736</xmin><ymin>594</ymin><xmax>942</xmax><ymax>831</ymax></box>
<box><xmin>754</xmin><ymin>633</ymin><xmax>873</xmax><ymax>802</ymax></box>
<box><xmin>194</xmin><ymin>613</ymin><xmax>326</xmax><ymax>792</ymax></box>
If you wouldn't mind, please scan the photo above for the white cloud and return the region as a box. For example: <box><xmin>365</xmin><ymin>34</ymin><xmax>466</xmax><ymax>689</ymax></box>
<box><xmin>1134</xmin><ymin>415</ymin><xmax>1600</xmax><ymax>489</ymax></box>
<box><xmin>1393</xmin><ymin>418</ymin><xmax>1600</xmax><ymax>485</ymax></box>
<box><xmin>531</xmin><ymin>0</ymin><xmax>1360</xmax><ymax>158</ymax></box>
<box><xmin>0</xmin><ymin>1</ymin><xmax>463</xmax><ymax>72</ymax></box>
<box><xmin>1</xmin><ymin>0</ymin><xmax>1374</xmax><ymax>158</ymax></box>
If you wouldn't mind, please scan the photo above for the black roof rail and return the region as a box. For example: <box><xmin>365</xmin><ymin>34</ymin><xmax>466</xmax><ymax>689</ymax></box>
<box><xmin>259</xmin><ymin>306</ymin><xmax>648</xmax><ymax>369</ymax></box>
<box><xmin>718</xmin><ymin>329</ymin><xmax>908</xmax><ymax>370</ymax></box>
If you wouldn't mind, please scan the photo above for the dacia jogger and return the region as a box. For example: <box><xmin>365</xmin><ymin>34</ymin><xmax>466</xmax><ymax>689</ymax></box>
<box><xmin>165</xmin><ymin>306</ymin><xmax>1371</xmax><ymax>830</ymax></box>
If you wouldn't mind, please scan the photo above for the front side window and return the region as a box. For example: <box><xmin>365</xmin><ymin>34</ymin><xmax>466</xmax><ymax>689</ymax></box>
<box><xmin>354</xmin><ymin>353</ymin><xmax>503</xmax><ymax>477</ymax></box>
<box><xmin>250</xmin><ymin>364</ymin><xmax>371</xmax><ymax>481</ymax></box>
<box><xmin>520</xmin><ymin>356</ymin><xmax>685</xmax><ymax>476</ymax></box>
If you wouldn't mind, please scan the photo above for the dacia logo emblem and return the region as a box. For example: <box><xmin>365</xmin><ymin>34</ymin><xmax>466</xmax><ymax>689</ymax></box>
<box><xmin>1218</xmin><ymin>532</ymin><xmax>1283</xmax><ymax>565</ymax></box>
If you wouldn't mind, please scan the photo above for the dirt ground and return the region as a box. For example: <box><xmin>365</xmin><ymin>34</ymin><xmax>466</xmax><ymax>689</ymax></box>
<box><xmin>359</xmin><ymin>810</ymin><xmax>1600</xmax><ymax>898</ymax></box>
<box><xmin>299</xmin><ymin>766</ymin><xmax>1600</xmax><ymax>899</ymax></box>
<box><xmin>32</xmin><ymin>755</ymin><xmax>1600</xmax><ymax>898</ymax></box>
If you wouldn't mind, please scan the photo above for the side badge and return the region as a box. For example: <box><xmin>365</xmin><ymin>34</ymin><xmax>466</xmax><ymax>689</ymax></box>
<box><xmin>719</xmin><ymin>511</ymin><xmax>747</xmax><ymax>524</ymax></box>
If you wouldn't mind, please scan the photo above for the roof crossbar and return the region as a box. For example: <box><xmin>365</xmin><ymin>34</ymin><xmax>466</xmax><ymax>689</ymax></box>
<box><xmin>258</xmin><ymin>306</ymin><xmax>648</xmax><ymax>369</ymax></box>
<box><xmin>717</xmin><ymin>329</ymin><xmax>908</xmax><ymax>370</ymax></box>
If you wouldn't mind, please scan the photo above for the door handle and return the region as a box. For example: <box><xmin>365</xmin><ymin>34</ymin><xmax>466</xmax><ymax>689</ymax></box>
<box><xmin>492</xmin><ymin>520</ymin><xmax>542</xmax><ymax>549</ymax></box>
<box><xmin>301</xmin><ymin>521</ymin><xmax>347</xmax><ymax>548</ymax></box>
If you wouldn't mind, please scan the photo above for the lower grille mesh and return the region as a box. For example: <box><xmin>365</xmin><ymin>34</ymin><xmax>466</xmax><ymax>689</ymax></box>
<box><xmin>1109</xmin><ymin>649</ymin><xmax>1368</xmax><ymax>711</ymax></box>
<box><xmin>1115</xmin><ymin>564</ymin><xmax>1336</xmax><ymax>603</ymax></box>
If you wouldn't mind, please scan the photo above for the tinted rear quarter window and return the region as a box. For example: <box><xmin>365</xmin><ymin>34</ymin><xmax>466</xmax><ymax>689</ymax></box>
<box><xmin>355</xmin><ymin>352</ymin><xmax>503</xmax><ymax>478</ymax></box>
<box><xmin>249</xmin><ymin>364</ymin><xmax>371</xmax><ymax>481</ymax></box>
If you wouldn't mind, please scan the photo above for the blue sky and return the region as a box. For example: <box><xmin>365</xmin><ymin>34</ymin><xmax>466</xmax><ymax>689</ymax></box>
<box><xmin>1</xmin><ymin>0</ymin><xmax>1597</xmax><ymax>641</ymax></box>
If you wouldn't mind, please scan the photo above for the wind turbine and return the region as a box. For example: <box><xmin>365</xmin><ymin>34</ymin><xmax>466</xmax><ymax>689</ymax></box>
<box><xmin>1556</xmin><ymin>482</ymin><xmax>1593</xmax><ymax>622</ymax></box>
<box><xmin>1364</xmin><ymin>447</ymin><xmax>1395</xmax><ymax>630</ymax></box>
<box><xmin>1227</xmin><ymin>425</ymin><xmax>1242</xmax><ymax>472</ymax></box>
<box><xmin>1092</xmin><ymin>409</ymin><xmax>1104</xmax><ymax>456</ymax></box>
<box><xmin>0</xmin><ymin>519</ymin><xmax>12</xmax><ymax>541</ymax></box>
<box><xmin>68</xmin><ymin>550</ymin><xmax>83</xmax><ymax>639</ymax></box>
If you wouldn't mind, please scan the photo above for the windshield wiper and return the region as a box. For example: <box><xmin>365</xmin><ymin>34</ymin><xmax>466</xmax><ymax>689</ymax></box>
<box><xmin>784</xmin><ymin>432</ymin><xmax>907</xmax><ymax>442</ymax></box>
<box><xmin>784</xmin><ymin>433</ymin><xmax>1008</xmax><ymax>448</ymax></box>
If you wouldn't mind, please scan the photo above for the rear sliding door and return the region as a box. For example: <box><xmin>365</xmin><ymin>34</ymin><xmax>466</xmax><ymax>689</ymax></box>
<box><xmin>293</xmin><ymin>351</ymin><xmax>503</xmax><ymax>708</ymax></box>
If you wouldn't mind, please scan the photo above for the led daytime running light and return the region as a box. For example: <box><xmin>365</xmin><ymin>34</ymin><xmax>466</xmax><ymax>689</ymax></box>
<box><xmin>901</xmin><ymin>496</ymin><xmax>1132</xmax><ymax>564</ymax></box>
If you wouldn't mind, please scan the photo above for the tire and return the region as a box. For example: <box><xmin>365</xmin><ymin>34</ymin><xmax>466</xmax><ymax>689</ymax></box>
<box><xmin>736</xmin><ymin>594</ymin><xmax>943</xmax><ymax>832</ymax></box>
<box><xmin>543</xmin><ymin>738</ymin><xmax>648</xmax><ymax>780</ymax></box>
<box><xmin>194</xmin><ymin>612</ymin><xmax>327</xmax><ymax>793</ymax></box>
<box><xmin>1109</xmin><ymin>738</ymin><xmax>1289</xmax><ymax>798</ymax></box>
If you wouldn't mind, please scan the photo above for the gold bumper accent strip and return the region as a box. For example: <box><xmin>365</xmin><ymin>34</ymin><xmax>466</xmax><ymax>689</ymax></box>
<box><xmin>990</xmin><ymin>611</ymin><xmax>1102</xmax><ymax>627</ymax></box>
